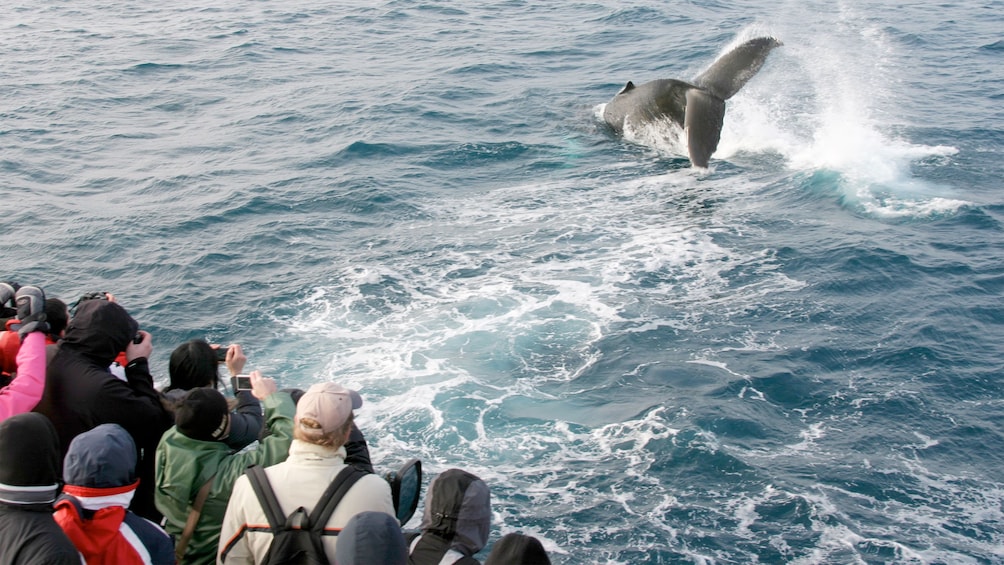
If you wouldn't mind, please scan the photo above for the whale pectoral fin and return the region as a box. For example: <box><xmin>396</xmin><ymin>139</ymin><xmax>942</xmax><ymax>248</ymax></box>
<box><xmin>684</xmin><ymin>89</ymin><xmax>726</xmax><ymax>168</ymax></box>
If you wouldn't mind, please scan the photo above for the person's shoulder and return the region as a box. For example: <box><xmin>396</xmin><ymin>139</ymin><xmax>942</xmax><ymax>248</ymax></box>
<box><xmin>354</xmin><ymin>469</ymin><xmax>389</xmax><ymax>483</ymax></box>
<box><xmin>231</xmin><ymin>469</ymin><xmax>252</xmax><ymax>491</ymax></box>
<box><xmin>15</xmin><ymin>518</ymin><xmax>81</xmax><ymax>564</ymax></box>
<box><xmin>161</xmin><ymin>388</ymin><xmax>187</xmax><ymax>403</ymax></box>
<box><xmin>352</xmin><ymin>471</ymin><xmax>394</xmax><ymax>497</ymax></box>
<box><xmin>157</xmin><ymin>426</ymin><xmax>227</xmax><ymax>455</ymax></box>
<box><xmin>123</xmin><ymin>510</ymin><xmax>171</xmax><ymax>536</ymax></box>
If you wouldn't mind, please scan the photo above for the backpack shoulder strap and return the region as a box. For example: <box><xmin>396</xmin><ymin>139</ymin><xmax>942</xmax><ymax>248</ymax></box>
<box><xmin>308</xmin><ymin>465</ymin><xmax>369</xmax><ymax>534</ymax></box>
<box><xmin>245</xmin><ymin>464</ymin><xmax>286</xmax><ymax>531</ymax></box>
<box><xmin>175</xmin><ymin>474</ymin><xmax>215</xmax><ymax>562</ymax></box>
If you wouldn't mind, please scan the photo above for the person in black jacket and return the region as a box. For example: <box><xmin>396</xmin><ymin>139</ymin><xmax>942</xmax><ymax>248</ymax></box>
<box><xmin>406</xmin><ymin>468</ymin><xmax>491</xmax><ymax>565</ymax></box>
<box><xmin>33</xmin><ymin>298</ymin><xmax>172</xmax><ymax>522</ymax></box>
<box><xmin>0</xmin><ymin>412</ymin><xmax>81</xmax><ymax>565</ymax></box>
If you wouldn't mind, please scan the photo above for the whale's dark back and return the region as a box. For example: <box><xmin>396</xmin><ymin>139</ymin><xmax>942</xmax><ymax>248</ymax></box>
<box><xmin>602</xmin><ymin>78</ymin><xmax>692</xmax><ymax>134</ymax></box>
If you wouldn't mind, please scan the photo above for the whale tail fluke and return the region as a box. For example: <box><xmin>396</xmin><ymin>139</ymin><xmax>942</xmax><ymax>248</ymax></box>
<box><xmin>684</xmin><ymin>88</ymin><xmax>726</xmax><ymax>168</ymax></box>
<box><xmin>601</xmin><ymin>35</ymin><xmax>781</xmax><ymax>167</ymax></box>
<box><xmin>693</xmin><ymin>37</ymin><xmax>782</xmax><ymax>100</ymax></box>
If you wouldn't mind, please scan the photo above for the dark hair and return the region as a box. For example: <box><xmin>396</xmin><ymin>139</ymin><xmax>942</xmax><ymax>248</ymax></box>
<box><xmin>167</xmin><ymin>339</ymin><xmax>220</xmax><ymax>392</ymax></box>
<box><xmin>44</xmin><ymin>298</ymin><xmax>69</xmax><ymax>338</ymax></box>
<box><xmin>485</xmin><ymin>533</ymin><xmax>551</xmax><ymax>565</ymax></box>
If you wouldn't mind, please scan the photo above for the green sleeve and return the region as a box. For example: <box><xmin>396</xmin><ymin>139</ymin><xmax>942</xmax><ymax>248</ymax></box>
<box><xmin>218</xmin><ymin>392</ymin><xmax>296</xmax><ymax>481</ymax></box>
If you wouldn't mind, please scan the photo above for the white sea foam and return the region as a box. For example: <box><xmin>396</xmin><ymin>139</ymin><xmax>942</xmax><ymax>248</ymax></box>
<box><xmin>718</xmin><ymin>16</ymin><xmax>967</xmax><ymax>217</ymax></box>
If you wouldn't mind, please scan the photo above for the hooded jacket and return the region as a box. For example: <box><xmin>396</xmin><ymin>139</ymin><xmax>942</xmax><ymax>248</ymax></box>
<box><xmin>336</xmin><ymin>511</ymin><xmax>408</xmax><ymax>565</ymax></box>
<box><xmin>156</xmin><ymin>392</ymin><xmax>295</xmax><ymax>564</ymax></box>
<box><xmin>34</xmin><ymin>300</ymin><xmax>172</xmax><ymax>522</ymax></box>
<box><xmin>54</xmin><ymin>423</ymin><xmax>174</xmax><ymax>565</ymax></box>
<box><xmin>483</xmin><ymin>533</ymin><xmax>551</xmax><ymax>565</ymax></box>
<box><xmin>0</xmin><ymin>412</ymin><xmax>82</xmax><ymax>565</ymax></box>
<box><xmin>406</xmin><ymin>469</ymin><xmax>491</xmax><ymax>565</ymax></box>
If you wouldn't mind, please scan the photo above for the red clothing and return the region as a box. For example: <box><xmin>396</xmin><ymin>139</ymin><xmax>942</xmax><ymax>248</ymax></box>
<box><xmin>0</xmin><ymin>319</ymin><xmax>19</xmax><ymax>375</ymax></box>
<box><xmin>54</xmin><ymin>486</ymin><xmax>174</xmax><ymax>565</ymax></box>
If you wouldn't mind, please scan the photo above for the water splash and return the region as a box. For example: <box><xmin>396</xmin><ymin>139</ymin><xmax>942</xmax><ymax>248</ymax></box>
<box><xmin>718</xmin><ymin>14</ymin><xmax>966</xmax><ymax>217</ymax></box>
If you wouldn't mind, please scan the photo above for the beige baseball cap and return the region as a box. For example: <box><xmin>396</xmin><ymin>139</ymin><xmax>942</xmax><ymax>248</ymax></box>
<box><xmin>294</xmin><ymin>382</ymin><xmax>363</xmax><ymax>439</ymax></box>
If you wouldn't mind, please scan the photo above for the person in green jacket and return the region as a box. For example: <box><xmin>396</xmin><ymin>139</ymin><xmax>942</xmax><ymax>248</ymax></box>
<box><xmin>155</xmin><ymin>370</ymin><xmax>294</xmax><ymax>564</ymax></box>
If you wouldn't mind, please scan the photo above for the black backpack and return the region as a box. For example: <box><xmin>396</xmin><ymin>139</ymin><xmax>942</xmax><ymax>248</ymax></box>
<box><xmin>244</xmin><ymin>464</ymin><xmax>368</xmax><ymax>565</ymax></box>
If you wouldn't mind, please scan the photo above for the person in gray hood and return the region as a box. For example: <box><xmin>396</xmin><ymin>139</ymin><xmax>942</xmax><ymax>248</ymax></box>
<box><xmin>406</xmin><ymin>468</ymin><xmax>491</xmax><ymax>565</ymax></box>
<box><xmin>484</xmin><ymin>533</ymin><xmax>552</xmax><ymax>565</ymax></box>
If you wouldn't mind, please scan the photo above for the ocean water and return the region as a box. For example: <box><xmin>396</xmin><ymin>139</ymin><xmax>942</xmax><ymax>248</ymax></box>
<box><xmin>3</xmin><ymin>0</ymin><xmax>1003</xmax><ymax>563</ymax></box>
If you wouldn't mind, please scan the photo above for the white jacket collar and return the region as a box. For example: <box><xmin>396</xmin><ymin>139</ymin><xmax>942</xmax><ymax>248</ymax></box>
<box><xmin>287</xmin><ymin>439</ymin><xmax>347</xmax><ymax>463</ymax></box>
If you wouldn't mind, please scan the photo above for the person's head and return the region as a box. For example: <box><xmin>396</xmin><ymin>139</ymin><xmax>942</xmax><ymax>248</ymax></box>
<box><xmin>44</xmin><ymin>298</ymin><xmax>69</xmax><ymax>340</ymax></box>
<box><xmin>293</xmin><ymin>382</ymin><xmax>362</xmax><ymax>449</ymax></box>
<box><xmin>484</xmin><ymin>533</ymin><xmax>552</xmax><ymax>565</ymax></box>
<box><xmin>168</xmin><ymin>339</ymin><xmax>220</xmax><ymax>391</ymax></box>
<box><xmin>174</xmin><ymin>387</ymin><xmax>230</xmax><ymax>442</ymax></box>
<box><xmin>0</xmin><ymin>412</ymin><xmax>62</xmax><ymax>506</ymax></box>
<box><xmin>334</xmin><ymin>511</ymin><xmax>407</xmax><ymax>565</ymax></box>
<box><xmin>62</xmin><ymin>423</ymin><xmax>138</xmax><ymax>506</ymax></box>
<box><xmin>419</xmin><ymin>468</ymin><xmax>491</xmax><ymax>556</ymax></box>
<box><xmin>0</xmin><ymin>281</ymin><xmax>18</xmax><ymax>319</ymax></box>
<box><xmin>61</xmin><ymin>299</ymin><xmax>138</xmax><ymax>364</ymax></box>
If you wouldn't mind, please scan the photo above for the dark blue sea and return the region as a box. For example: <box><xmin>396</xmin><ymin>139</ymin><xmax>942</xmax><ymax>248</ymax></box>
<box><xmin>3</xmin><ymin>1</ymin><xmax>1003</xmax><ymax>563</ymax></box>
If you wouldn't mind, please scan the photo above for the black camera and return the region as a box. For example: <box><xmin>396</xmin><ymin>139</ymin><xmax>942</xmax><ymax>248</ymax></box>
<box><xmin>71</xmin><ymin>291</ymin><xmax>109</xmax><ymax>315</ymax></box>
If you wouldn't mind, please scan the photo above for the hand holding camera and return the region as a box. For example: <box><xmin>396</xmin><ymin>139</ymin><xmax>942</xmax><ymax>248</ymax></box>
<box><xmin>217</xmin><ymin>343</ymin><xmax>247</xmax><ymax>376</ymax></box>
<box><xmin>126</xmin><ymin>330</ymin><xmax>152</xmax><ymax>362</ymax></box>
<box><xmin>248</xmin><ymin>370</ymin><xmax>277</xmax><ymax>400</ymax></box>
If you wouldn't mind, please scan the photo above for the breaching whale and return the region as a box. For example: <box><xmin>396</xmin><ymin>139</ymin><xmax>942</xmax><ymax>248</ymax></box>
<box><xmin>602</xmin><ymin>37</ymin><xmax>782</xmax><ymax>168</ymax></box>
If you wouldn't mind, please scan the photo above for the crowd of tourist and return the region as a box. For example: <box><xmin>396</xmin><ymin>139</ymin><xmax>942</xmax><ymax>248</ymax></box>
<box><xmin>0</xmin><ymin>285</ymin><xmax>554</xmax><ymax>565</ymax></box>
<box><xmin>0</xmin><ymin>282</ymin><xmax>553</xmax><ymax>564</ymax></box>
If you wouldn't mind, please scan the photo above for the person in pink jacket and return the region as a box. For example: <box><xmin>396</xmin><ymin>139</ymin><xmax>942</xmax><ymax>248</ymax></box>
<box><xmin>0</xmin><ymin>285</ymin><xmax>49</xmax><ymax>421</ymax></box>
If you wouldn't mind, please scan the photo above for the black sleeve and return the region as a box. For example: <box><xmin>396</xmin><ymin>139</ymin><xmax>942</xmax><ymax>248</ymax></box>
<box><xmin>224</xmin><ymin>390</ymin><xmax>264</xmax><ymax>450</ymax></box>
<box><xmin>344</xmin><ymin>422</ymin><xmax>374</xmax><ymax>473</ymax></box>
<box><xmin>103</xmin><ymin>357</ymin><xmax>173</xmax><ymax>446</ymax></box>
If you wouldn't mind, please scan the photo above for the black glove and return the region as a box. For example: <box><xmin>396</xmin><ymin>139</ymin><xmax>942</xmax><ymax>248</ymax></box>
<box><xmin>14</xmin><ymin>286</ymin><xmax>48</xmax><ymax>339</ymax></box>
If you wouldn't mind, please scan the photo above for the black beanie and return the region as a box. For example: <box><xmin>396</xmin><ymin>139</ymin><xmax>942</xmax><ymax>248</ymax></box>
<box><xmin>0</xmin><ymin>413</ymin><xmax>62</xmax><ymax>504</ymax></box>
<box><xmin>175</xmin><ymin>388</ymin><xmax>230</xmax><ymax>442</ymax></box>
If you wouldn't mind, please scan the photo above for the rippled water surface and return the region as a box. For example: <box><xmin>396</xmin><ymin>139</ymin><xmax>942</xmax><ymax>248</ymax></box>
<box><xmin>3</xmin><ymin>1</ymin><xmax>1004</xmax><ymax>562</ymax></box>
